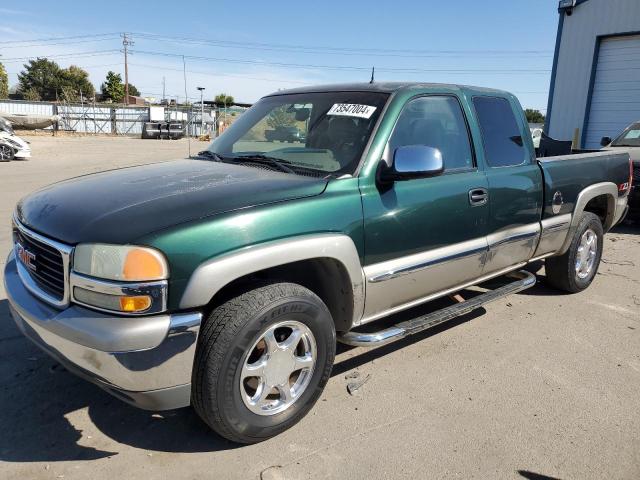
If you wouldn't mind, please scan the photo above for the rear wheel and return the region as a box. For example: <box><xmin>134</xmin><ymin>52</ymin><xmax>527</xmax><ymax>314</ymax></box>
<box><xmin>0</xmin><ymin>144</ymin><xmax>14</xmax><ymax>162</ymax></box>
<box><xmin>192</xmin><ymin>282</ymin><xmax>335</xmax><ymax>443</ymax></box>
<box><xmin>545</xmin><ymin>212</ymin><xmax>603</xmax><ymax>293</ymax></box>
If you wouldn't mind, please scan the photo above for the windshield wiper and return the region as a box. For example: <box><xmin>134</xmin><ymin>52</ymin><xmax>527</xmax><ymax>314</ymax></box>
<box><xmin>232</xmin><ymin>154</ymin><xmax>296</xmax><ymax>174</ymax></box>
<box><xmin>196</xmin><ymin>150</ymin><xmax>226</xmax><ymax>162</ymax></box>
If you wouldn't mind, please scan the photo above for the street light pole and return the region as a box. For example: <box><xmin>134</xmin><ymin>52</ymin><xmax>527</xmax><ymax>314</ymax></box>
<box><xmin>197</xmin><ymin>86</ymin><xmax>205</xmax><ymax>135</ymax></box>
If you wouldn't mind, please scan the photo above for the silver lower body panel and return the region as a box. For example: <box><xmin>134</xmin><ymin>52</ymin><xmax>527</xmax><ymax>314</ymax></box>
<box><xmin>4</xmin><ymin>254</ymin><xmax>201</xmax><ymax>410</ymax></box>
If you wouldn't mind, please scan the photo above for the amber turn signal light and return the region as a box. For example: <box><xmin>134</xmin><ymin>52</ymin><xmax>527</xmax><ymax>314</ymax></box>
<box><xmin>119</xmin><ymin>295</ymin><xmax>152</xmax><ymax>312</ymax></box>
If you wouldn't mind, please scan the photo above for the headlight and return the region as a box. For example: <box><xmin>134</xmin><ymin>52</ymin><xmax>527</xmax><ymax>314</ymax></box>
<box><xmin>71</xmin><ymin>244</ymin><xmax>169</xmax><ymax>314</ymax></box>
<box><xmin>74</xmin><ymin>244</ymin><xmax>168</xmax><ymax>281</ymax></box>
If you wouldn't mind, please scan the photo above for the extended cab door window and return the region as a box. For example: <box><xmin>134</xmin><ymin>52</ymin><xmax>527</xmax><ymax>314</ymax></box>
<box><xmin>472</xmin><ymin>96</ymin><xmax>527</xmax><ymax>167</ymax></box>
<box><xmin>388</xmin><ymin>96</ymin><xmax>475</xmax><ymax>171</ymax></box>
<box><xmin>472</xmin><ymin>95</ymin><xmax>543</xmax><ymax>275</ymax></box>
<box><xmin>360</xmin><ymin>94</ymin><xmax>490</xmax><ymax>320</ymax></box>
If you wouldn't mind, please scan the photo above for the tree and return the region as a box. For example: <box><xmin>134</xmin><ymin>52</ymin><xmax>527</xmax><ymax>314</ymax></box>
<box><xmin>101</xmin><ymin>71</ymin><xmax>125</xmax><ymax>102</ymax></box>
<box><xmin>59</xmin><ymin>65</ymin><xmax>95</xmax><ymax>102</ymax></box>
<box><xmin>18</xmin><ymin>58</ymin><xmax>62</xmax><ymax>101</ymax></box>
<box><xmin>100</xmin><ymin>71</ymin><xmax>140</xmax><ymax>102</ymax></box>
<box><xmin>22</xmin><ymin>87</ymin><xmax>41</xmax><ymax>101</ymax></box>
<box><xmin>0</xmin><ymin>62</ymin><xmax>8</xmax><ymax>99</ymax></box>
<box><xmin>524</xmin><ymin>109</ymin><xmax>545</xmax><ymax>124</ymax></box>
<box><xmin>214</xmin><ymin>93</ymin><xmax>234</xmax><ymax>106</ymax></box>
<box><xmin>17</xmin><ymin>58</ymin><xmax>94</xmax><ymax>101</ymax></box>
<box><xmin>266</xmin><ymin>105</ymin><xmax>296</xmax><ymax>129</ymax></box>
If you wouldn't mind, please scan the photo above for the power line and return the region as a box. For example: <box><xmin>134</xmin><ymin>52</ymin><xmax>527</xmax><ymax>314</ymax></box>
<box><xmin>128</xmin><ymin>62</ymin><xmax>310</xmax><ymax>85</ymax></box>
<box><xmin>0</xmin><ymin>31</ymin><xmax>553</xmax><ymax>59</ymax></box>
<box><xmin>0</xmin><ymin>37</ymin><xmax>120</xmax><ymax>49</ymax></box>
<box><xmin>131</xmin><ymin>32</ymin><xmax>553</xmax><ymax>57</ymax></box>
<box><xmin>0</xmin><ymin>33</ymin><xmax>120</xmax><ymax>45</ymax></box>
<box><xmin>0</xmin><ymin>50</ymin><xmax>121</xmax><ymax>63</ymax></box>
<box><xmin>130</xmin><ymin>49</ymin><xmax>551</xmax><ymax>75</ymax></box>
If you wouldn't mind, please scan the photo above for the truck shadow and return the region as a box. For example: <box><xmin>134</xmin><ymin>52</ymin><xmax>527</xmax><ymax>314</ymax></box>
<box><xmin>611</xmin><ymin>221</ymin><xmax>639</xmax><ymax>235</ymax></box>
<box><xmin>0</xmin><ymin>280</ymin><xmax>529</xmax><ymax>461</ymax></box>
<box><xmin>0</xmin><ymin>299</ymin><xmax>238</xmax><ymax>463</ymax></box>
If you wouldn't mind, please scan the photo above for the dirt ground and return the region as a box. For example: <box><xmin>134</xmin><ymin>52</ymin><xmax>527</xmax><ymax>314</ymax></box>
<box><xmin>0</xmin><ymin>136</ymin><xmax>639</xmax><ymax>480</ymax></box>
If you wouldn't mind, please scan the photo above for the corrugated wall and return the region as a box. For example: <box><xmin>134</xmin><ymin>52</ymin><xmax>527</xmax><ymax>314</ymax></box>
<box><xmin>548</xmin><ymin>0</ymin><xmax>640</xmax><ymax>143</ymax></box>
<box><xmin>0</xmin><ymin>100</ymin><xmax>55</xmax><ymax>116</ymax></box>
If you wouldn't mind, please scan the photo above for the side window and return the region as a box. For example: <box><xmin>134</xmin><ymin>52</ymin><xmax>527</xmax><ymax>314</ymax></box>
<box><xmin>388</xmin><ymin>96</ymin><xmax>474</xmax><ymax>170</ymax></box>
<box><xmin>472</xmin><ymin>96</ymin><xmax>527</xmax><ymax>167</ymax></box>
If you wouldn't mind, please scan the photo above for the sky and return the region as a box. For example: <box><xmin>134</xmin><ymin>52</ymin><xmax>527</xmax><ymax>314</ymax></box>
<box><xmin>0</xmin><ymin>1</ymin><xmax>560</xmax><ymax>111</ymax></box>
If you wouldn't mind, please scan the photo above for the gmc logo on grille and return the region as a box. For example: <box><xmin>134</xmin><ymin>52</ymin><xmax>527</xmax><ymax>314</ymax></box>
<box><xmin>15</xmin><ymin>243</ymin><xmax>37</xmax><ymax>272</ymax></box>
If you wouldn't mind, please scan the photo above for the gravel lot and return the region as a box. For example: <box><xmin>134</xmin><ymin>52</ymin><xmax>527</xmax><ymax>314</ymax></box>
<box><xmin>1</xmin><ymin>135</ymin><xmax>639</xmax><ymax>480</ymax></box>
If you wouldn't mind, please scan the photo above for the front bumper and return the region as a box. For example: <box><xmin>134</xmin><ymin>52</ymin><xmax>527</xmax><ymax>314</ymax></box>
<box><xmin>4</xmin><ymin>253</ymin><xmax>202</xmax><ymax>410</ymax></box>
<box><xmin>14</xmin><ymin>148</ymin><xmax>31</xmax><ymax>159</ymax></box>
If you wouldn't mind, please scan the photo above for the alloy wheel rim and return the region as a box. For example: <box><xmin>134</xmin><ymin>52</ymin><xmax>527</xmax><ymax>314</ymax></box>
<box><xmin>240</xmin><ymin>320</ymin><xmax>316</xmax><ymax>416</ymax></box>
<box><xmin>575</xmin><ymin>228</ymin><xmax>597</xmax><ymax>279</ymax></box>
<box><xmin>0</xmin><ymin>145</ymin><xmax>11</xmax><ymax>160</ymax></box>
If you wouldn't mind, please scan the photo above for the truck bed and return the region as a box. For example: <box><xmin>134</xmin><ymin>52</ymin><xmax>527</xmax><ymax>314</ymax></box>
<box><xmin>537</xmin><ymin>150</ymin><xmax>630</xmax><ymax>221</ymax></box>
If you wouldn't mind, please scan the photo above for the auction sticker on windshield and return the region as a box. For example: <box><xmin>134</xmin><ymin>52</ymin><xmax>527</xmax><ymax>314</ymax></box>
<box><xmin>327</xmin><ymin>103</ymin><xmax>377</xmax><ymax>119</ymax></box>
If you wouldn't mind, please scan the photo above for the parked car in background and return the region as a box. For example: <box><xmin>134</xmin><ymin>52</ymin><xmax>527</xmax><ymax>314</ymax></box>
<box><xmin>265</xmin><ymin>125</ymin><xmax>306</xmax><ymax>142</ymax></box>
<box><xmin>0</xmin><ymin>117</ymin><xmax>31</xmax><ymax>161</ymax></box>
<box><xmin>530</xmin><ymin>126</ymin><xmax>543</xmax><ymax>149</ymax></box>
<box><xmin>601</xmin><ymin>121</ymin><xmax>639</xmax><ymax>219</ymax></box>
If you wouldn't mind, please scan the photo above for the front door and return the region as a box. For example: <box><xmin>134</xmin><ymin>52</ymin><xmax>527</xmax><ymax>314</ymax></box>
<box><xmin>361</xmin><ymin>95</ymin><xmax>489</xmax><ymax>322</ymax></box>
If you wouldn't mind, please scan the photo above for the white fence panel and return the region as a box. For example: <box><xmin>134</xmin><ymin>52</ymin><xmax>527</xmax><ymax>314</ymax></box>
<box><xmin>58</xmin><ymin>104</ymin><xmax>113</xmax><ymax>134</ymax></box>
<box><xmin>114</xmin><ymin>107</ymin><xmax>148</xmax><ymax>135</ymax></box>
<box><xmin>0</xmin><ymin>100</ymin><xmax>55</xmax><ymax>116</ymax></box>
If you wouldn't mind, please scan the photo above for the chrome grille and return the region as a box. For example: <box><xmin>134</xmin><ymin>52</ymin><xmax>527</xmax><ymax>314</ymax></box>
<box><xmin>12</xmin><ymin>218</ymin><xmax>72</xmax><ymax>308</ymax></box>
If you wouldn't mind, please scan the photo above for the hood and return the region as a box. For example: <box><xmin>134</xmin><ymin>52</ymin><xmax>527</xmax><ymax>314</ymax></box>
<box><xmin>16</xmin><ymin>159</ymin><xmax>328</xmax><ymax>244</ymax></box>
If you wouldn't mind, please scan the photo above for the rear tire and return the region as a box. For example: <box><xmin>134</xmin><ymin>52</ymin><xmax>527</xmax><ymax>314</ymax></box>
<box><xmin>192</xmin><ymin>282</ymin><xmax>335</xmax><ymax>444</ymax></box>
<box><xmin>545</xmin><ymin>212</ymin><xmax>603</xmax><ymax>293</ymax></box>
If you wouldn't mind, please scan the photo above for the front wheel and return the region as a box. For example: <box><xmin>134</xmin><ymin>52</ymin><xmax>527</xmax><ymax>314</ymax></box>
<box><xmin>545</xmin><ymin>212</ymin><xmax>604</xmax><ymax>293</ymax></box>
<box><xmin>192</xmin><ymin>282</ymin><xmax>335</xmax><ymax>443</ymax></box>
<box><xmin>0</xmin><ymin>144</ymin><xmax>14</xmax><ymax>162</ymax></box>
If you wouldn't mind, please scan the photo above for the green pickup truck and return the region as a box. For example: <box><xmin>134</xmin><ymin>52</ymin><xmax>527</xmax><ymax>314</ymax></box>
<box><xmin>4</xmin><ymin>83</ymin><xmax>632</xmax><ymax>443</ymax></box>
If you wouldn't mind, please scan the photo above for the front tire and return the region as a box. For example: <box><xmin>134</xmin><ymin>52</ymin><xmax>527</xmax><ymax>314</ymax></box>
<box><xmin>192</xmin><ymin>282</ymin><xmax>335</xmax><ymax>443</ymax></box>
<box><xmin>0</xmin><ymin>144</ymin><xmax>14</xmax><ymax>162</ymax></box>
<box><xmin>545</xmin><ymin>212</ymin><xmax>604</xmax><ymax>293</ymax></box>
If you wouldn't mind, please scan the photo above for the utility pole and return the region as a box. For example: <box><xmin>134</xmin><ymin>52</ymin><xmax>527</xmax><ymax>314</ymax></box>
<box><xmin>197</xmin><ymin>86</ymin><xmax>205</xmax><ymax>135</ymax></box>
<box><xmin>122</xmin><ymin>33</ymin><xmax>133</xmax><ymax>105</ymax></box>
<box><xmin>162</xmin><ymin>76</ymin><xmax>166</xmax><ymax>103</ymax></box>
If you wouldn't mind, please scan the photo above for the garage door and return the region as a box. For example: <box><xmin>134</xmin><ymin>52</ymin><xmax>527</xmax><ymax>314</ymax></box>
<box><xmin>584</xmin><ymin>34</ymin><xmax>640</xmax><ymax>149</ymax></box>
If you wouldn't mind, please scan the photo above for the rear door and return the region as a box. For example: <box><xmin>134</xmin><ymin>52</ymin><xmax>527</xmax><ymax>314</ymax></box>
<box><xmin>472</xmin><ymin>96</ymin><xmax>543</xmax><ymax>275</ymax></box>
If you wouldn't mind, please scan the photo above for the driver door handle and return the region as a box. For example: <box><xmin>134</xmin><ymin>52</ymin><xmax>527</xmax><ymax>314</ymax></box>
<box><xmin>469</xmin><ymin>188</ymin><xmax>489</xmax><ymax>206</ymax></box>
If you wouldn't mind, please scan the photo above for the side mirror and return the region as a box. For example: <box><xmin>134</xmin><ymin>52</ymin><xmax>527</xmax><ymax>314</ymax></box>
<box><xmin>600</xmin><ymin>136</ymin><xmax>612</xmax><ymax>147</ymax></box>
<box><xmin>379</xmin><ymin>145</ymin><xmax>444</xmax><ymax>183</ymax></box>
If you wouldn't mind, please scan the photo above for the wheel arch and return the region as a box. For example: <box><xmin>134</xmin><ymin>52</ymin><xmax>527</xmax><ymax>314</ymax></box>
<box><xmin>179</xmin><ymin>234</ymin><xmax>365</xmax><ymax>331</ymax></box>
<box><xmin>558</xmin><ymin>182</ymin><xmax>617</xmax><ymax>255</ymax></box>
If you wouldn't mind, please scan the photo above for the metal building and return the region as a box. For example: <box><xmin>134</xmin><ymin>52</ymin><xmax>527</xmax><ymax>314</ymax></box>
<box><xmin>545</xmin><ymin>0</ymin><xmax>640</xmax><ymax>148</ymax></box>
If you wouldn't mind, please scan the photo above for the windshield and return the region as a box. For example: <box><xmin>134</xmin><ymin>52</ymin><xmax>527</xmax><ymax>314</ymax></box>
<box><xmin>612</xmin><ymin>122</ymin><xmax>640</xmax><ymax>147</ymax></box>
<box><xmin>207</xmin><ymin>91</ymin><xmax>389</xmax><ymax>176</ymax></box>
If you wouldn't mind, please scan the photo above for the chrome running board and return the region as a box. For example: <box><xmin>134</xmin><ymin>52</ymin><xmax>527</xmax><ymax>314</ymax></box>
<box><xmin>338</xmin><ymin>270</ymin><xmax>536</xmax><ymax>347</ymax></box>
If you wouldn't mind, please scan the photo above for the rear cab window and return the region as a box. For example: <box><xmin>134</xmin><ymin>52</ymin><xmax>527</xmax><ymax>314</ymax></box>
<box><xmin>472</xmin><ymin>96</ymin><xmax>528</xmax><ymax>168</ymax></box>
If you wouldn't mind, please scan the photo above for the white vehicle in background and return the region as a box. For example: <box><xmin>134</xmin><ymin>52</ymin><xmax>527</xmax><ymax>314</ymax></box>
<box><xmin>530</xmin><ymin>126</ymin><xmax>543</xmax><ymax>149</ymax></box>
<box><xmin>0</xmin><ymin>117</ymin><xmax>31</xmax><ymax>161</ymax></box>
